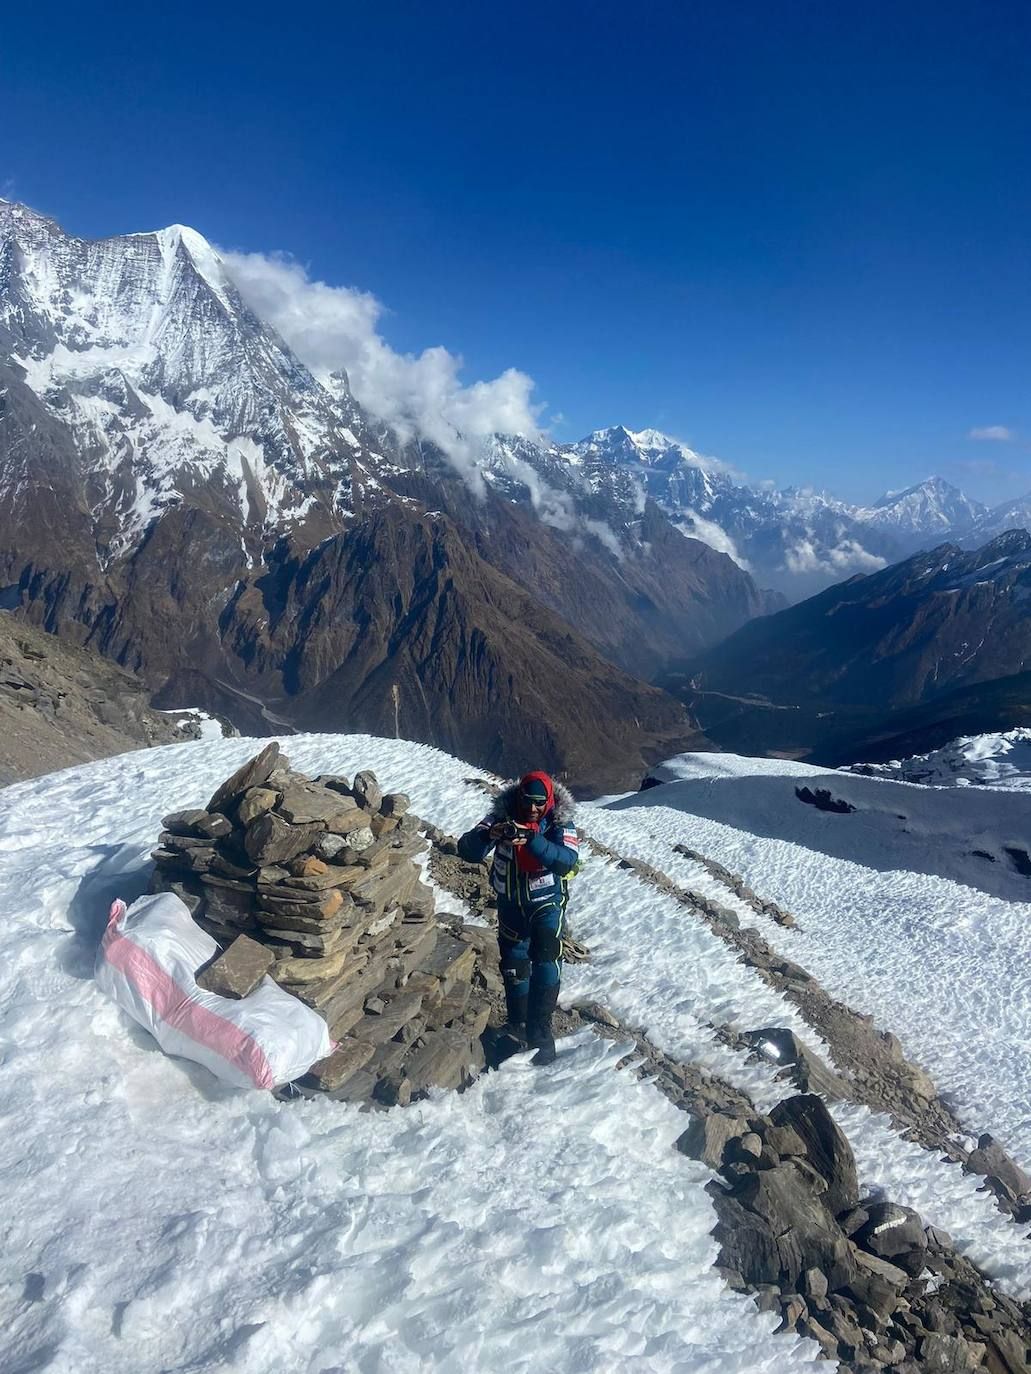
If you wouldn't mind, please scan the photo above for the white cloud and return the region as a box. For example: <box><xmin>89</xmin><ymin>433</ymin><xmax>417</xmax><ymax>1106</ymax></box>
<box><xmin>220</xmin><ymin>250</ymin><xmax>543</xmax><ymax>477</ymax></box>
<box><xmin>679</xmin><ymin>512</ymin><xmax>751</xmax><ymax>569</ymax></box>
<box><xmin>969</xmin><ymin>425</ymin><xmax>1015</xmax><ymax>442</ymax></box>
<box><xmin>783</xmin><ymin>538</ymin><xmax>886</xmax><ymax>576</ymax></box>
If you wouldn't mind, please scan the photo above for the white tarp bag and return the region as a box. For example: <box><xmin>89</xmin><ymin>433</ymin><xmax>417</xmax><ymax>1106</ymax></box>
<box><xmin>96</xmin><ymin>891</ymin><xmax>333</xmax><ymax>1089</ymax></box>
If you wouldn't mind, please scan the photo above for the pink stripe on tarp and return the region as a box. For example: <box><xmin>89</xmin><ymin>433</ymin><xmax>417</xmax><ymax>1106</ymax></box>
<box><xmin>100</xmin><ymin>921</ymin><xmax>276</xmax><ymax>1090</ymax></box>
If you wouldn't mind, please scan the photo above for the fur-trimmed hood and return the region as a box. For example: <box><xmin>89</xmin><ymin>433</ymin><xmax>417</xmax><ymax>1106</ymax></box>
<box><xmin>488</xmin><ymin>777</ymin><xmax>577</xmax><ymax>827</ymax></box>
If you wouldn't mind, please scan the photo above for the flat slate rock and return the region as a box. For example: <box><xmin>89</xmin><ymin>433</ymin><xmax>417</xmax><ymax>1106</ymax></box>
<box><xmin>325</xmin><ymin>809</ymin><xmax>376</xmax><ymax>837</ymax></box>
<box><xmin>237</xmin><ymin>787</ymin><xmax>280</xmax><ymax>826</ymax></box>
<box><xmin>161</xmin><ymin>808</ymin><xmax>209</xmax><ymax>836</ymax></box>
<box><xmin>257</xmin><ymin>887</ymin><xmax>347</xmax><ymax>921</ymax></box>
<box><xmin>243</xmin><ymin>812</ymin><xmax>325</xmax><ymax>866</ymax></box>
<box><xmin>277</xmin><ymin>783</ymin><xmax>360</xmax><ymax>825</ymax></box>
<box><xmin>193</xmin><ymin>812</ymin><xmax>234</xmax><ymax>840</ymax></box>
<box><xmin>349</xmin><ymin>861</ymin><xmax>420</xmax><ymax>913</ymax></box>
<box><xmin>403</xmin><ymin>1028</ymin><xmax>482</xmax><ymax>1093</ymax></box>
<box><xmin>196</xmin><ymin>934</ymin><xmax>275</xmax><ymax>999</ymax></box>
<box><xmin>279</xmin><ymin>863</ymin><xmax>364</xmax><ymax>892</ymax></box>
<box><xmin>271</xmin><ymin>945</ymin><xmax>357</xmax><ymax>987</ymax></box>
<box><xmin>304</xmin><ymin>1038</ymin><xmax>376</xmax><ymax>1091</ymax></box>
<box><xmin>420</xmin><ymin>934</ymin><xmax>476</xmax><ymax>992</ymax></box>
<box><xmin>208</xmin><ymin>742</ymin><xmax>280</xmax><ymax>813</ymax></box>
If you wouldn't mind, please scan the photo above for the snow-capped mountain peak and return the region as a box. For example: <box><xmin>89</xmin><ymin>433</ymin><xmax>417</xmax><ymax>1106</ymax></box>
<box><xmin>0</xmin><ymin>199</ymin><xmax>376</xmax><ymax>556</ymax></box>
<box><xmin>856</xmin><ymin>476</ymin><xmax>986</xmax><ymax>539</ymax></box>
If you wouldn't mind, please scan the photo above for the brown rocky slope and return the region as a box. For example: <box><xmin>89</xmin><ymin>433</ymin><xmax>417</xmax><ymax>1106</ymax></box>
<box><xmin>0</xmin><ymin>612</ymin><xmax>205</xmax><ymax>784</ymax></box>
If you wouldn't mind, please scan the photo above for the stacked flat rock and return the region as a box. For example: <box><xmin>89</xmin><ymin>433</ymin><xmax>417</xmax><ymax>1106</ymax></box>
<box><xmin>150</xmin><ymin>744</ymin><xmax>491</xmax><ymax>1105</ymax></box>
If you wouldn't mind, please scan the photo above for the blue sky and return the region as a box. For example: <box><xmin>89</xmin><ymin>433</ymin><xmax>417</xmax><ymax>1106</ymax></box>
<box><xmin>3</xmin><ymin>0</ymin><xmax>1030</xmax><ymax>504</ymax></box>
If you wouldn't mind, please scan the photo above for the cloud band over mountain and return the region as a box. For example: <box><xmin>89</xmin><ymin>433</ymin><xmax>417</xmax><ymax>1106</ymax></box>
<box><xmin>221</xmin><ymin>249</ymin><xmax>543</xmax><ymax>462</ymax></box>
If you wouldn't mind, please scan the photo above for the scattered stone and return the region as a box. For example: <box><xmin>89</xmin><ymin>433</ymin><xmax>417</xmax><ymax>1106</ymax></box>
<box><xmin>795</xmin><ymin>785</ymin><xmax>856</xmax><ymax>814</ymax></box>
<box><xmin>676</xmin><ymin>1112</ymin><xmax>752</xmax><ymax>1169</ymax></box>
<box><xmin>966</xmin><ymin>1134</ymin><xmax>1031</xmax><ymax>1203</ymax></box>
<box><xmin>381</xmin><ymin>793</ymin><xmax>409</xmax><ymax>816</ymax></box>
<box><xmin>744</xmin><ymin>1027</ymin><xmax>848</xmax><ymax>1101</ymax></box>
<box><xmin>196</xmin><ymin>934</ymin><xmax>275</xmax><ymax>999</ymax></box>
<box><xmin>919</xmin><ymin>1332</ymin><xmax>984</xmax><ymax>1372</ymax></box>
<box><xmin>854</xmin><ymin>1202</ymin><xmax>927</xmax><ymax>1270</ymax></box>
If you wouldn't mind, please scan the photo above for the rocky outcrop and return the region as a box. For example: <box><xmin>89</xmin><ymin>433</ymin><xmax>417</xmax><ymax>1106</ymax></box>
<box><xmin>150</xmin><ymin>746</ymin><xmax>494</xmax><ymax>1105</ymax></box>
<box><xmin>0</xmin><ymin>612</ymin><xmax>208</xmax><ymax>784</ymax></box>
<box><xmin>677</xmin><ymin>1095</ymin><xmax>1031</xmax><ymax>1371</ymax></box>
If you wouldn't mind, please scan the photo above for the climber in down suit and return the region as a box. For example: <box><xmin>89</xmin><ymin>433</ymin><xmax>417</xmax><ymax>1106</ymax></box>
<box><xmin>457</xmin><ymin>770</ymin><xmax>579</xmax><ymax>1066</ymax></box>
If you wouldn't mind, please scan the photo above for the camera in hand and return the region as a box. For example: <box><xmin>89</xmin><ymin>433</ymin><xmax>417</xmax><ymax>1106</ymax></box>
<box><xmin>498</xmin><ymin>819</ymin><xmax>523</xmax><ymax>841</ymax></box>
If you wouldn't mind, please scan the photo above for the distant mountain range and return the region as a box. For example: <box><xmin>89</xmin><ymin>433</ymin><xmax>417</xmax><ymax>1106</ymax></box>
<box><xmin>3</xmin><ymin>196</ymin><xmax>1029</xmax><ymax>786</ymax></box>
<box><xmin>0</xmin><ymin>198</ymin><xmax>761</xmax><ymax>790</ymax></box>
<box><xmin>481</xmin><ymin>426</ymin><xmax>1030</xmax><ymax>601</ymax></box>
<box><xmin>677</xmin><ymin>530</ymin><xmax>1031</xmax><ymax>764</ymax></box>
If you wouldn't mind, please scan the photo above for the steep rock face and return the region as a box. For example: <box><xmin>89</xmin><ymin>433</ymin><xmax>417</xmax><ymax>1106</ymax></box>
<box><xmin>207</xmin><ymin>507</ymin><xmax>708</xmax><ymax>793</ymax></box>
<box><xmin>691</xmin><ymin>531</ymin><xmax>1031</xmax><ymax>712</ymax></box>
<box><xmin>0</xmin><ymin>198</ymin><xmax>368</xmax><ymax>559</ymax></box>
<box><xmin>383</xmin><ymin>450</ymin><xmax>770</xmax><ymax>677</ymax></box>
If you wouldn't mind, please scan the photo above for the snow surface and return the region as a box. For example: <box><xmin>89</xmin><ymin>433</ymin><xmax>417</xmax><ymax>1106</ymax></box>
<box><xmin>600</xmin><ymin>753</ymin><xmax>1031</xmax><ymax>1184</ymax></box>
<box><xmin>4</xmin><ymin>733</ymin><xmax>1031</xmax><ymax>1373</ymax></box>
<box><xmin>847</xmin><ymin>729</ymin><xmax>1031</xmax><ymax>790</ymax></box>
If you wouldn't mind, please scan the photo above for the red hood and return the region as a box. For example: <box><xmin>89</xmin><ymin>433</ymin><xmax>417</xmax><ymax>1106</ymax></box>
<box><xmin>518</xmin><ymin>770</ymin><xmax>555</xmax><ymax>818</ymax></box>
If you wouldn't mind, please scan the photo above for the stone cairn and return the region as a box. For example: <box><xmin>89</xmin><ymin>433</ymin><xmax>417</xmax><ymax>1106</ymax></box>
<box><xmin>149</xmin><ymin>742</ymin><xmax>495</xmax><ymax>1105</ymax></box>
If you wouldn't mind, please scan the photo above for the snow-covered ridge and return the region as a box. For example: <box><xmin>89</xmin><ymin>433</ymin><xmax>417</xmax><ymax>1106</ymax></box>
<box><xmin>6</xmin><ymin>732</ymin><xmax>1031</xmax><ymax>1371</ymax></box>
<box><xmin>490</xmin><ymin>423</ymin><xmax>897</xmax><ymax>593</ymax></box>
<box><xmin>847</xmin><ymin>728</ymin><xmax>1031</xmax><ymax>790</ymax></box>
<box><xmin>4</xmin><ymin>196</ymin><xmax>1030</xmax><ymax>597</ymax></box>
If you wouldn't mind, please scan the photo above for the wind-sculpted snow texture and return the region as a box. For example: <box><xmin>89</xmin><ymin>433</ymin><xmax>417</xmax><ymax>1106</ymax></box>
<box><xmin>4</xmin><ymin>733</ymin><xmax>1031</xmax><ymax>1372</ymax></box>
<box><xmin>599</xmin><ymin>752</ymin><xmax>1031</xmax><ymax>1188</ymax></box>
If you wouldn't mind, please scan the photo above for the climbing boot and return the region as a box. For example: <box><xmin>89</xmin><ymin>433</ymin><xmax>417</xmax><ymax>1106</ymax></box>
<box><xmin>527</xmin><ymin>984</ymin><xmax>559</xmax><ymax>1067</ymax></box>
<box><xmin>497</xmin><ymin>989</ymin><xmax>528</xmax><ymax>1045</ymax></box>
